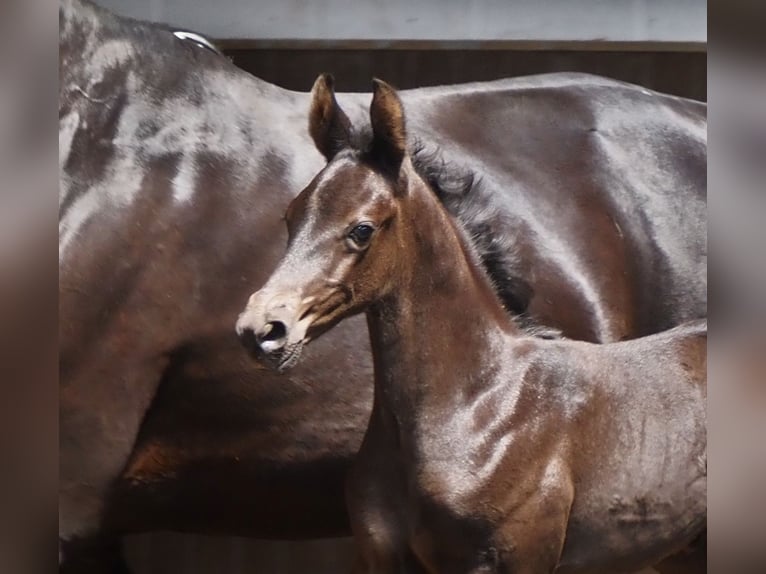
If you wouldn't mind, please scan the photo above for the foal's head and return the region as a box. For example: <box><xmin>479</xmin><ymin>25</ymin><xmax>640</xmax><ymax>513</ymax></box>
<box><xmin>236</xmin><ymin>75</ymin><xmax>427</xmax><ymax>370</ymax></box>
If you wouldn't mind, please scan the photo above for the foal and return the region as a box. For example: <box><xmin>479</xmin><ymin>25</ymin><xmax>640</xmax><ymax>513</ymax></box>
<box><xmin>236</xmin><ymin>75</ymin><xmax>707</xmax><ymax>573</ymax></box>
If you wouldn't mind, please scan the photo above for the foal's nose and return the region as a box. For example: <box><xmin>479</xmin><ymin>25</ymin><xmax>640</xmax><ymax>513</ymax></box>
<box><xmin>254</xmin><ymin>319</ymin><xmax>288</xmax><ymax>353</ymax></box>
<box><xmin>236</xmin><ymin>315</ymin><xmax>289</xmax><ymax>354</ymax></box>
<box><xmin>236</xmin><ymin>293</ymin><xmax>298</xmax><ymax>356</ymax></box>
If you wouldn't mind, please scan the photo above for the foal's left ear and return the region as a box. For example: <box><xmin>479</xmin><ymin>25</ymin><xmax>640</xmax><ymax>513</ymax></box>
<box><xmin>370</xmin><ymin>78</ymin><xmax>407</xmax><ymax>169</ymax></box>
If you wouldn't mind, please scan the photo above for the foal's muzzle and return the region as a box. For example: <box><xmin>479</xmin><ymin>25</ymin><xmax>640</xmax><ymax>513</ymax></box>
<box><xmin>235</xmin><ymin>292</ymin><xmax>309</xmax><ymax>371</ymax></box>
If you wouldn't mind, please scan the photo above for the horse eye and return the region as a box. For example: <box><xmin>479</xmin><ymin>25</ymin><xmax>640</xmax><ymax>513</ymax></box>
<box><xmin>348</xmin><ymin>223</ymin><xmax>375</xmax><ymax>246</ymax></box>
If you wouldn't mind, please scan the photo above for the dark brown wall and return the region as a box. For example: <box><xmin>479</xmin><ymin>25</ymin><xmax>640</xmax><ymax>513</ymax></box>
<box><xmin>225</xmin><ymin>48</ymin><xmax>707</xmax><ymax>101</ymax></box>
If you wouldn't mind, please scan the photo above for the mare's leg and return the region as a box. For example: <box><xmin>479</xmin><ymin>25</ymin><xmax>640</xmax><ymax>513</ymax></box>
<box><xmin>59</xmin><ymin>356</ymin><xmax>165</xmax><ymax>573</ymax></box>
<box><xmin>60</xmin><ymin>534</ymin><xmax>130</xmax><ymax>574</ymax></box>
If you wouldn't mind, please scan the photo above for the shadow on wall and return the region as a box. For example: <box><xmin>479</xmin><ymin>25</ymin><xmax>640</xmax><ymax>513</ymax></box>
<box><xmin>124</xmin><ymin>533</ymin><xmax>356</xmax><ymax>574</ymax></box>
<box><xmin>124</xmin><ymin>532</ymin><xmax>666</xmax><ymax>573</ymax></box>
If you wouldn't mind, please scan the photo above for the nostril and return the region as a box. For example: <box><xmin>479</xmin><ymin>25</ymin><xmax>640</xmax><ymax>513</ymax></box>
<box><xmin>237</xmin><ymin>325</ymin><xmax>258</xmax><ymax>351</ymax></box>
<box><xmin>259</xmin><ymin>320</ymin><xmax>287</xmax><ymax>343</ymax></box>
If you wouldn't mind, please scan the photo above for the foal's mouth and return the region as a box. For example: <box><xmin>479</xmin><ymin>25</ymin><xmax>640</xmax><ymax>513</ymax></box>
<box><xmin>240</xmin><ymin>330</ymin><xmax>306</xmax><ymax>372</ymax></box>
<box><xmin>263</xmin><ymin>305</ymin><xmax>345</xmax><ymax>372</ymax></box>
<box><xmin>267</xmin><ymin>340</ymin><xmax>305</xmax><ymax>372</ymax></box>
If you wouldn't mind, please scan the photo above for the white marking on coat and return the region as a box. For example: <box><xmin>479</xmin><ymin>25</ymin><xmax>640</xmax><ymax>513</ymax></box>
<box><xmin>172</xmin><ymin>153</ymin><xmax>197</xmax><ymax>203</ymax></box>
<box><xmin>59</xmin><ymin>111</ymin><xmax>80</xmax><ymax>171</ymax></box>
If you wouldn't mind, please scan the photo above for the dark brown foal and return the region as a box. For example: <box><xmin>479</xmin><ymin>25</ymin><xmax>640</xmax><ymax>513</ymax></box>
<box><xmin>236</xmin><ymin>76</ymin><xmax>707</xmax><ymax>573</ymax></box>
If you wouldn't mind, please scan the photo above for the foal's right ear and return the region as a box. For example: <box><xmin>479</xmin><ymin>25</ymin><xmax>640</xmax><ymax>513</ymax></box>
<box><xmin>309</xmin><ymin>74</ymin><xmax>352</xmax><ymax>161</ymax></box>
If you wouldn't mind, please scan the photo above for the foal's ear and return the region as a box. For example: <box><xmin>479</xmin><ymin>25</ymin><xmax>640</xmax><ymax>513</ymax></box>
<box><xmin>370</xmin><ymin>78</ymin><xmax>407</xmax><ymax>169</ymax></box>
<box><xmin>309</xmin><ymin>73</ymin><xmax>352</xmax><ymax>161</ymax></box>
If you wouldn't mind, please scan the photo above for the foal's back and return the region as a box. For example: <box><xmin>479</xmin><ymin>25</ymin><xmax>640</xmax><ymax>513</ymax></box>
<box><xmin>529</xmin><ymin>320</ymin><xmax>707</xmax><ymax>571</ymax></box>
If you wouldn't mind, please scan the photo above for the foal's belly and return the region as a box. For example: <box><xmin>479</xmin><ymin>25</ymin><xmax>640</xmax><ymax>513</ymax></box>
<box><xmin>557</xmin><ymin>475</ymin><xmax>707</xmax><ymax>572</ymax></box>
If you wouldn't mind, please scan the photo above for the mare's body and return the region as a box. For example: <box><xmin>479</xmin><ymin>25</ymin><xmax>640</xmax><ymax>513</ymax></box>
<box><xmin>60</xmin><ymin>0</ymin><xmax>705</xmax><ymax>570</ymax></box>
<box><xmin>238</xmin><ymin>77</ymin><xmax>707</xmax><ymax>573</ymax></box>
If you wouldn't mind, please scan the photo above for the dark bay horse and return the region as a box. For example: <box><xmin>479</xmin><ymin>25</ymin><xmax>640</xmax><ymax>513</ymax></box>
<box><xmin>59</xmin><ymin>0</ymin><xmax>706</xmax><ymax>570</ymax></box>
<box><xmin>237</xmin><ymin>77</ymin><xmax>707</xmax><ymax>573</ymax></box>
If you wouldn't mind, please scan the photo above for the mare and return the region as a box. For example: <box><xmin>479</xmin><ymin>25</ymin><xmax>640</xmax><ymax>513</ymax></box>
<box><xmin>236</xmin><ymin>77</ymin><xmax>707</xmax><ymax>573</ymax></box>
<box><xmin>59</xmin><ymin>0</ymin><xmax>706</xmax><ymax>570</ymax></box>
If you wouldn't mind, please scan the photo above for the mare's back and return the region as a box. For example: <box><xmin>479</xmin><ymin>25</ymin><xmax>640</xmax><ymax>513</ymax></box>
<box><xmin>393</xmin><ymin>75</ymin><xmax>707</xmax><ymax>338</ymax></box>
<box><xmin>59</xmin><ymin>0</ymin><xmax>315</xmax><ymax>257</ymax></box>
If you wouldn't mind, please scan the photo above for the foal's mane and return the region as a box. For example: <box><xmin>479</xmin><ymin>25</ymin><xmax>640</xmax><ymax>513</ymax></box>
<box><xmin>348</xmin><ymin>127</ymin><xmax>559</xmax><ymax>339</ymax></box>
<box><xmin>410</xmin><ymin>142</ymin><xmax>560</xmax><ymax>339</ymax></box>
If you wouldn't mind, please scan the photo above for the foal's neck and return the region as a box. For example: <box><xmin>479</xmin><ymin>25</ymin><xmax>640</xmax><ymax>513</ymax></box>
<box><xmin>366</xmin><ymin>176</ymin><xmax>520</xmax><ymax>414</ymax></box>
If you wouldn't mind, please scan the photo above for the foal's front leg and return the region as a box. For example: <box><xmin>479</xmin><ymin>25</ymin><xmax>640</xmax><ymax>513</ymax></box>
<box><xmin>347</xmin><ymin>464</ymin><xmax>420</xmax><ymax>573</ymax></box>
<box><xmin>493</xmin><ymin>479</ymin><xmax>574</xmax><ymax>574</ymax></box>
<box><xmin>346</xmin><ymin>424</ymin><xmax>423</xmax><ymax>573</ymax></box>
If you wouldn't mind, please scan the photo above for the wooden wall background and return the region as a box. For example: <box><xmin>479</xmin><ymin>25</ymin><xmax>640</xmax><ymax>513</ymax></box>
<box><xmin>122</xmin><ymin>45</ymin><xmax>704</xmax><ymax>574</ymax></box>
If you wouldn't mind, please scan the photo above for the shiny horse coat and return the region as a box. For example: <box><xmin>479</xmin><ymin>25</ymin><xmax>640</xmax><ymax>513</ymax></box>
<box><xmin>59</xmin><ymin>0</ymin><xmax>705</xmax><ymax>570</ymax></box>
<box><xmin>238</xmin><ymin>77</ymin><xmax>706</xmax><ymax>573</ymax></box>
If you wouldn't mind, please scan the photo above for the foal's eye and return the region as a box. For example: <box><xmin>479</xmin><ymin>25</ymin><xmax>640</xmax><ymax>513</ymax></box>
<box><xmin>347</xmin><ymin>223</ymin><xmax>375</xmax><ymax>247</ymax></box>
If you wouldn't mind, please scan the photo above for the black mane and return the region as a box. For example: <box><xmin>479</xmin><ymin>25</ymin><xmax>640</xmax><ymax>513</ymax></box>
<box><xmin>409</xmin><ymin>141</ymin><xmax>559</xmax><ymax>338</ymax></box>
